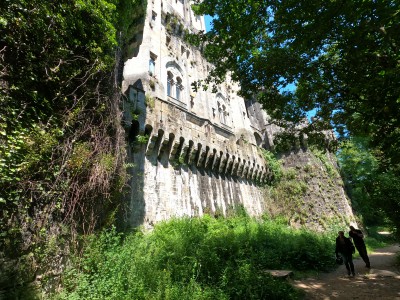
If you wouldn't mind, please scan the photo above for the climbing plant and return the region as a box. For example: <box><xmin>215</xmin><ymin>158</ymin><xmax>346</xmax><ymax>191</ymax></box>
<box><xmin>0</xmin><ymin>0</ymin><xmax>146</xmax><ymax>293</ymax></box>
<box><xmin>260</xmin><ymin>149</ymin><xmax>282</xmax><ymax>185</ymax></box>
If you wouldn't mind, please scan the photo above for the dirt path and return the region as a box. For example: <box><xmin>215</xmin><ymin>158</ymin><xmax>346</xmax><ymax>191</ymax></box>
<box><xmin>293</xmin><ymin>244</ymin><xmax>400</xmax><ymax>299</ymax></box>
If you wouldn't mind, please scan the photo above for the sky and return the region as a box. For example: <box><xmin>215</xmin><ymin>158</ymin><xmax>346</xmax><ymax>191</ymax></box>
<box><xmin>204</xmin><ymin>15</ymin><xmax>213</xmax><ymax>32</ymax></box>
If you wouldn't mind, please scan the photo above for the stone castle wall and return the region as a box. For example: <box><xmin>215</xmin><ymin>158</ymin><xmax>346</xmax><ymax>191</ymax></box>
<box><xmin>121</xmin><ymin>0</ymin><xmax>355</xmax><ymax>228</ymax></box>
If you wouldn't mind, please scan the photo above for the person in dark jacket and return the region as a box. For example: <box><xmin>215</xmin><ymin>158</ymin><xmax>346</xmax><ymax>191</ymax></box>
<box><xmin>335</xmin><ymin>231</ymin><xmax>356</xmax><ymax>276</ymax></box>
<box><xmin>349</xmin><ymin>225</ymin><xmax>370</xmax><ymax>268</ymax></box>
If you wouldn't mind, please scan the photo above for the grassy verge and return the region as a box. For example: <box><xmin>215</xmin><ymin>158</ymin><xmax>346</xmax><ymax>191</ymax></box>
<box><xmin>52</xmin><ymin>215</ymin><xmax>343</xmax><ymax>299</ymax></box>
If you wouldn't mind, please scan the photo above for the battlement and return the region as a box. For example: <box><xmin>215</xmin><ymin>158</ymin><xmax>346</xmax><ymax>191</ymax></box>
<box><xmin>121</xmin><ymin>1</ymin><xmax>350</xmax><ymax>228</ymax></box>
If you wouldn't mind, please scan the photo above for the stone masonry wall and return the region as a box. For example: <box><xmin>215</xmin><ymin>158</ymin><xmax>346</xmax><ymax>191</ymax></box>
<box><xmin>121</xmin><ymin>0</ymin><xmax>355</xmax><ymax>229</ymax></box>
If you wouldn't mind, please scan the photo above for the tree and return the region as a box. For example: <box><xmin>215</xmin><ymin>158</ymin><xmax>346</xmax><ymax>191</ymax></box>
<box><xmin>337</xmin><ymin>137</ymin><xmax>382</xmax><ymax>225</ymax></box>
<box><xmin>338</xmin><ymin>137</ymin><xmax>400</xmax><ymax>236</ymax></box>
<box><xmin>191</xmin><ymin>0</ymin><xmax>399</xmax><ymax>159</ymax></box>
<box><xmin>190</xmin><ymin>0</ymin><xmax>400</xmax><ymax>234</ymax></box>
<box><xmin>0</xmin><ymin>0</ymin><xmax>145</xmax><ymax>291</ymax></box>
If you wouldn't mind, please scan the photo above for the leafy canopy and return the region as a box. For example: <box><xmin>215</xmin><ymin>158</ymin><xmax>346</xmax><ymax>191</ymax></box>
<box><xmin>191</xmin><ymin>0</ymin><xmax>399</xmax><ymax>161</ymax></box>
<box><xmin>0</xmin><ymin>0</ymin><xmax>145</xmax><ymax>282</ymax></box>
<box><xmin>338</xmin><ymin>137</ymin><xmax>400</xmax><ymax>236</ymax></box>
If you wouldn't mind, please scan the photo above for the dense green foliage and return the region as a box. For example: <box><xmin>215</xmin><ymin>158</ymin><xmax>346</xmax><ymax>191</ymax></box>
<box><xmin>1</xmin><ymin>0</ymin><xmax>112</xmax><ymax>219</ymax></box>
<box><xmin>53</xmin><ymin>216</ymin><xmax>341</xmax><ymax>299</ymax></box>
<box><xmin>191</xmin><ymin>0</ymin><xmax>400</xmax><ymax>237</ymax></box>
<box><xmin>0</xmin><ymin>0</ymin><xmax>145</xmax><ymax>293</ymax></box>
<box><xmin>260</xmin><ymin>149</ymin><xmax>282</xmax><ymax>185</ymax></box>
<box><xmin>192</xmin><ymin>0</ymin><xmax>399</xmax><ymax>143</ymax></box>
<box><xmin>338</xmin><ymin>138</ymin><xmax>400</xmax><ymax>237</ymax></box>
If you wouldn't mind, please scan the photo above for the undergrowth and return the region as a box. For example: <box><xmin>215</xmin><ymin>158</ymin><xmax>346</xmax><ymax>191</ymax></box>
<box><xmin>52</xmin><ymin>215</ymin><xmax>340</xmax><ymax>300</ymax></box>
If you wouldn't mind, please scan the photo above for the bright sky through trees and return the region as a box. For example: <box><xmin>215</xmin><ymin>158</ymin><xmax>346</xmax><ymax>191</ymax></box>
<box><xmin>203</xmin><ymin>14</ymin><xmax>318</xmax><ymax>122</ymax></box>
<box><xmin>204</xmin><ymin>15</ymin><xmax>213</xmax><ymax>32</ymax></box>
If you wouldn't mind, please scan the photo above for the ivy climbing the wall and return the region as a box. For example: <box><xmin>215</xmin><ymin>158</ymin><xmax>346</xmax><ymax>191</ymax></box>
<box><xmin>260</xmin><ymin>149</ymin><xmax>283</xmax><ymax>185</ymax></box>
<box><xmin>0</xmin><ymin>0</ymin><xmax>146</xmax><ymax>296</ymax></box>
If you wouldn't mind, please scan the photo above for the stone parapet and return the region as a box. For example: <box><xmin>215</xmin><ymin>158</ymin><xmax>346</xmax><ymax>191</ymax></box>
<box><xmin>123</xmin><ymin>93</ymin><xmax>270</xmax><ymax>181</ymax></box>
<box><xmin>141</xmin><ymin>125</ymin><xmax>268</xmax><ymax>182</ymax></box>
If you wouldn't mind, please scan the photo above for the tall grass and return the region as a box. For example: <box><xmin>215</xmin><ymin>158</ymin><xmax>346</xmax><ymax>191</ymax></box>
<box><xmin>53</xmin><ymin>215</ymin><xmax>338</xmax><ymax>299</ymax></box>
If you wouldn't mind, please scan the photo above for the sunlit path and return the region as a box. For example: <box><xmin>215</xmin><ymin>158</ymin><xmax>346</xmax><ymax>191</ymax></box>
<box><xmin>293</xmin><ymin>244</ymin><xmax>400</xmax><ymax>299</ymax></box>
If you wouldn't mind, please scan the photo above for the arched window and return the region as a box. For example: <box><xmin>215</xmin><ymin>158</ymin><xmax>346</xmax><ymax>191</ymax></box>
<box><xmin>176</xmin><ymin>77</ymin><xmax>183</xmax><ymax>101</ymax></box>
<box><xmin>216</xmin><ymin>93</ymin><xmax>230</xmax><ymax>126</ymax></box>
<box><xmin>166</xmin><ymin>61</ymin><xmax>185</xmax><ymax>102</ymax></box>
<box><xmin>167</xmin><ymin>71</ymin><xmax>174</xmax><ymax>97</ymax></box>
<box><xmin>217</xmin><ymin>102</ymin><xmax>225</xmax><ymax>124</ymax></box>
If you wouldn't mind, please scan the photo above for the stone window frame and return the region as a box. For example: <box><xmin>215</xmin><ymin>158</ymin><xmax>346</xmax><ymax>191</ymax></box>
<box><xmin>167</xmin><ymin>71</ymin><xmax>175</xmax><ymax>97</ymax></box>
<box><xmin>149</xmin><ymin>52</ymin><xmax>157</xmax><ymax>76</ymax></box>
<box><xmin>216</xmin><ymin>93</ymin><xmax>230</xmax><ymax>126</ymax></box>
<box><xmin>176</xmin><ymin>77</ymin><xmax>183</xmax><ymax>100</ymax></box>
<box><xmin>166</xmin><ymin>66</ymin><xmax>185</xmax><ymax>102</ymax></box>
<box><xmin>165</xmin><ymin>61</ymin><xmax>186</xmax><ymax>105</ymax></box>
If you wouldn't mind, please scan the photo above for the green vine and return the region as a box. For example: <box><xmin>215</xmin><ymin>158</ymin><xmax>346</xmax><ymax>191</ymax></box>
<box><xmin>136</xmin><ymin>134</ymin><xmax>149</xmax><ymax>144</ymax></box>
<box><xmin>260</xmin><ymin>149</ymin><xmax>282</xmax><ymax>185</ymax></box>
<box><xmin>310</xmin><ymin>146</ymin><xmax>339</xmax><ymax>178</ymax></box>
<box><xmin>0</xmin><ymin>0</ymin><xmax>145</xmax><ymax>295</ymax></box>
<box><xmin>145</xmin><ymin>94</ymin><xmax>155</xmax><ymax>109</ymax></box>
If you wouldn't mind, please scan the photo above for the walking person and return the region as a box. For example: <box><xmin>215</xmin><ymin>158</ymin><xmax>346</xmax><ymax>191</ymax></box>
<box><xmin>349</xmin><ymin>225</ymin><xmax>371</xmax><ymax>268</ymax></box>
<box><xmin>335</xmin><ymin>231</ymin><xmax>356</xmax><ymax>276</ymax></box>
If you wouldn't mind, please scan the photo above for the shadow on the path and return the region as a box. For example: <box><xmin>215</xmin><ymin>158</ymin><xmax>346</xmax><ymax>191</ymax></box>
<box><xmin>294</xmin><ymin>244</ymin><xmax>400</xmax><ymax>300</ymax></box>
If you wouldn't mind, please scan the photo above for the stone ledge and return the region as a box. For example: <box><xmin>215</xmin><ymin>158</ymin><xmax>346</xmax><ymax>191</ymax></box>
<box><xmin>263</xmin><ymin>270</ymin><xmax>294</xmax><ymax>279</ymax></box>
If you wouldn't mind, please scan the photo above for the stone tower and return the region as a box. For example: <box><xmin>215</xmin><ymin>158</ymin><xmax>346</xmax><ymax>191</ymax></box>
<box><xmin>121</xmin><ymin>0</ymin><xmax>355</xmax><ymax>229</ymax></box>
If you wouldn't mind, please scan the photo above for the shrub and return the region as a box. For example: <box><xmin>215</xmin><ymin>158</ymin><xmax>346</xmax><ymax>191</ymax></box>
<box><xmin>261</xmin><ymin>149</ymin><xmax>283</xmax><ymax>185</ymax></box>
<box><xmin>145</xmin><ymin>94</ymin><xmax>155</xmax><ymax>109</ymax></box>
<box><xmin>53</xmin><ymin>215</ymin><xmax>340</xmax><ymax>299</ymax></box>
<box><xmin>136</xmin><ymin>134</ymin><xmax>149</xmax><ymax>144</ymax></box>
